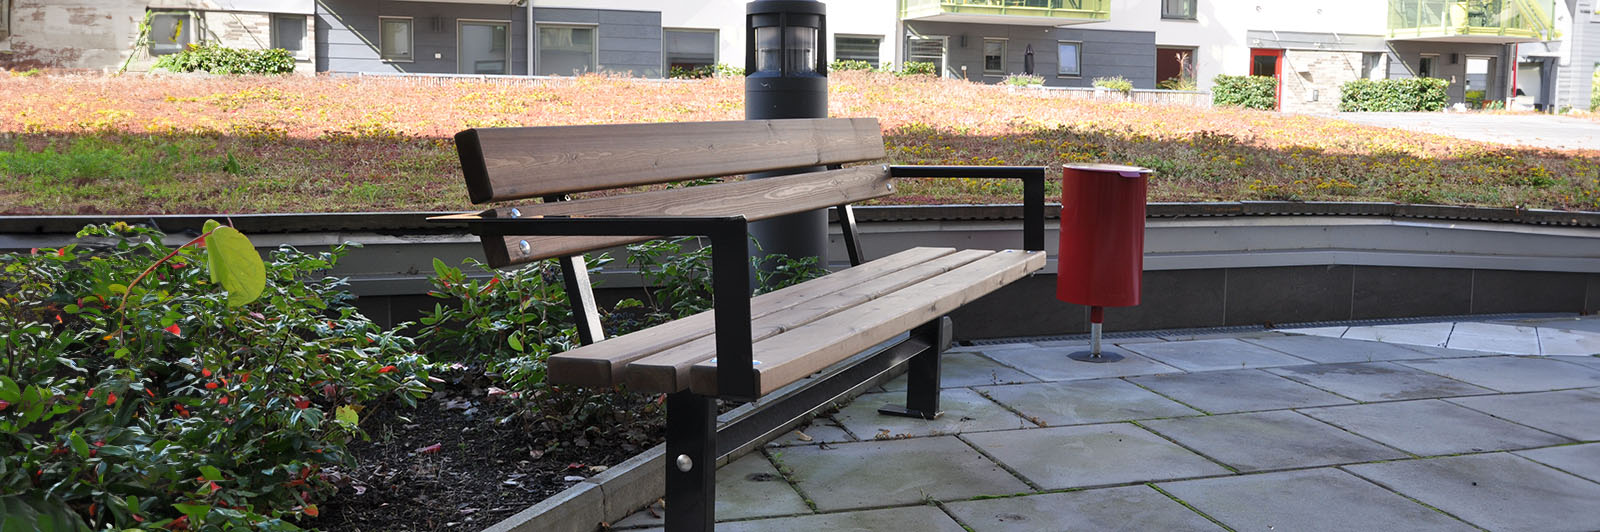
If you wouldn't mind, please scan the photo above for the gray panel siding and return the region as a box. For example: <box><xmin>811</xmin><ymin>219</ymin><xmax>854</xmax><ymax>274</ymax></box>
<box><xmin>317</xmin><ymin>0</ymin><xmax>527</xmax><ymax>75</ymax></box>
<box><xmin>533</xmin><ymin>7</ymin><xmax>662</xmax><ymax>77</ymax></box>
<box><xmin>905</xmin><ymin>22</ymin><xmax>1155</xmax><ymax>88</ymax></box>
<box><xmin>1387</xmin><ymin>41</ymin><xmax>1513</xmax><ymax>103</ymax></box>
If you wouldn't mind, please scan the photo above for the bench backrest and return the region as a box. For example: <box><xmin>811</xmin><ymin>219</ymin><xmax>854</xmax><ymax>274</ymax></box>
<box><xmin>454</xmin><ymin>118</ymin><xmax>891</xmax><ymax>267</ymax></box>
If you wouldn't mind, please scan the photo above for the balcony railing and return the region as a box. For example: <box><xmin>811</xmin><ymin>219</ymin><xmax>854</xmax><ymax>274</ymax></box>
<box><xmin>1388</xmin><ymin>0</ymin><xmax>1558</xmax><ymax>41</ymax></box>
<box><xmin>900</xmin><ymin>0</ymin><xmax>1112</xmax><ymax>22</ymax></box>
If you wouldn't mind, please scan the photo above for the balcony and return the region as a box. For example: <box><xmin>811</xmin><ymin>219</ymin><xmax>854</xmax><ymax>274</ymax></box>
<box><xmin>899</xmin><ymin>0</ymin><xmax>1111</xmax><ymax>27</ymax></box>
<box><xmin>1388</xmin><ymin>0</ymin><xmax>1559</xmax><ymax>43</ymax></box>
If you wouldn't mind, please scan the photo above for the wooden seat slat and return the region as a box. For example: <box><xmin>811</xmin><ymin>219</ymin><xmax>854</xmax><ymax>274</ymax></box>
<box><xmin>546</xmin><ymin>247</ymin><xmax>960</xmax><ymax>388</ymax></box>
<box><xmin>457</xmin><ymin>118</ymin><xmax>886</xmax><ymax>203</ymax></box>
<box><xmin>688</xmin><ymin>249</ymin><xmax>1046</xmax><ymax>396</ymax></box>
<box><xmin>622</xmin><ymin>249</ymin><xmax>997</xmax><ymax>394</ymax></box>
<box><xmin>479</xmin><ymin>165</ymin><xmax>894</xmax><ymax>267</ymax></box>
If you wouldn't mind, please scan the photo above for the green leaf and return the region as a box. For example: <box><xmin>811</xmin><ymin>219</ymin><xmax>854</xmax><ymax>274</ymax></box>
<box><xmin>0</xmin><ymin>376</ymin><xmax>18</xmax><ymax>403</ymax></box>
<box><xmin>69</xmin><ymin>430</ymin><xmax>90</xmax><ymax>459</ymax></box>
<box><xmin>203</xmin><ymin>224</ymin><xmax>265</xmax><ymax>307</ymax></box>
<box><xmin>507</xmin><ymin>332</ymin><xmax>524</xmax><ymax>353</ymax></box>
<box><xmin>0</xmin><ymin>494</ymin><xmax>91</xmax><ymax>532</ymax></box>
<box><xmin>172</xmin><ymin>502</ymin><xmax>210</xmax><ymax>523</ymax></box>
<box><xmin>202</xmin><ymin>219</ymin><xmax>221</xmax><ymax>234</ymax></box>
<box><xmin>334</xmin><ymin>405</ymin><xmax>359</xmax><ymax>427</ymax></box>
<box><xmin>198</xmin><ymin>465</ymin><xmax>223</xmax><ymax>481</ymax></box>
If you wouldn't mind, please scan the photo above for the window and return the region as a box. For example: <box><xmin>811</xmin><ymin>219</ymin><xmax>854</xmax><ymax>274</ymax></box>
<box><xmin>1361</xmin><ymin>52</ymin><xmax>1383</xmax><ymax>80</ymax></box>
<box><xmin>379</xmin><ymin>17</ymin><xmax>413</xmax><ymax>62</ymax></box>
<box><xmin>1419</xmin><ymin>54</ymin><xmax>1437</xmax><ymax>78</ymax></box>
<box><xmin>983</xmin><ymin>39</ymin><xmax>1006</xmax><ymax>75</ymax></box>
<box><xmin>149</xmin><ymin>11</ymin><xmax>194</xmax><ymax>55</ymax></box>
<box><xmin>1057</xmin><ymin>41</ymin><xmax>1081</xmax><ymax>77</ymax></box>
<box><xmin>1156</xmin><ymin>46</ymin><xmax>1195</xmax><ymax>87</ymax></box>
<box><xmin>538</xmin><ymin>24</ymin><xmax>597</xmax><ymax>76</ymax></box>
<box><xmin>835</xmin><ymin>35</ymin><xmax>881</xmax><ymax>67</ymax></box>
<box><xmin>272</xmin><ymin>14</ymin><xmax>305</xmax><ymax>53</ymax></box>
<box><xmin>1162</xmin><ymin>0</ymin><xmax>1196</xmax><ymax>19</ymax></box>
<box><xmin>459</xmin><ymin>20</ymin><xmax>510</xmax><ymax>74</ymax></box>
<box><xmin>906</xmin><ymin>36</ymin><xmax>946</xmax><ymax>76</ymax></box>
<box><xmin>0</xmin><ymin>0</ymin><xmax>10</xmax><ymax>41</ymax></box>
<box><xmin>664</xmin><ymin>29</ymin><xmax>717</xmax><ymax>74</ymax></box>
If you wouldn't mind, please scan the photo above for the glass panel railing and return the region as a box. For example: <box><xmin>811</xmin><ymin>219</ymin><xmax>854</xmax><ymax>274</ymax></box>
<box><xmin>1388</xmin><ymin>0</ymin><xmax>1556</xmax><ymax>39</ymax></box>
<box><xmin>901</xmin><ymin>0</ymin><xmax>1112</xmax><ymax>20</ymax></box>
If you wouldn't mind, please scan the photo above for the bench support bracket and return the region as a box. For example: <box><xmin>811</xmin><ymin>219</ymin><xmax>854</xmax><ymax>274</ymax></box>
<box><xmin>878</xmin><ymin>316</ymin><xmax>951</xmax><ymax>420</ymax></box>
<box><xmin>666</xmin><ymin>391</ymin><xmax>717</xmax><ymax>532</ymax></box>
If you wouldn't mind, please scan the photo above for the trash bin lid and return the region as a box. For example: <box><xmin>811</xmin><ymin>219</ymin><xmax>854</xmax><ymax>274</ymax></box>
<box><xmin>1064</xmin><ymin>163</ymin><xmax>1153</xmax><ymax>178</ymax></box>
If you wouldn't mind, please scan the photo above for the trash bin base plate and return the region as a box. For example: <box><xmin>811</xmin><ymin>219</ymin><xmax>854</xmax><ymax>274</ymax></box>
<box><xmin>1066</xmin><ymin>350</ymin><xmax>1125</xmax><ymax>363</ymax></box>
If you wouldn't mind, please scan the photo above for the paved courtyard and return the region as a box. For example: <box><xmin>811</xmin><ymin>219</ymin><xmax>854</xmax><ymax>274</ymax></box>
<box><xmin>612</xmin><ymin>316</ymin><xmax>1600</xmax><ymax>531</ymax></box>
<box><xmin>1334</xmin><ymin>112</ymin><xmax>1600</xmax><ymax>151</ymax></box>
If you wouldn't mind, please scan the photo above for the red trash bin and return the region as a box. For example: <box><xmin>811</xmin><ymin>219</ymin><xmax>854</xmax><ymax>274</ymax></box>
<box><xmin>1055</xmin><ymin>163</ymin><xmax>1153</xmax><ymax>362</ymax></box>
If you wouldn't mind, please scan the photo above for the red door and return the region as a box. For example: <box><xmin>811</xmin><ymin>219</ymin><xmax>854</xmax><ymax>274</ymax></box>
<box><xmin>1250</xmin><ymin>48</ymin><xmax>1283</xmax><ymax>110</ymax></box>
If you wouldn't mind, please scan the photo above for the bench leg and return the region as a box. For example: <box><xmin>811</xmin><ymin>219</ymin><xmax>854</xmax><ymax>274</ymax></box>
<box><xmin>665</xmin><ymin>391</ymin><xmax>717</xmax><ymax>532</ymax></box>
<box><xmin>879</xmin><ymin>316</ymin><xmax>951</xmax><ymax>420</ymax></box>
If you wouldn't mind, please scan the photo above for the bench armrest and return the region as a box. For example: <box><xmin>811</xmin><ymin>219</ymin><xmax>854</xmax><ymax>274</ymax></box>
<box><xmin>887</xmin><ymin>165</ymin><xmax>1049</xmax><ymax>252</ymax></box>
<box><xmin>433</xmin><ymin>213</ymin><xmax>761</xmax><ymax>401</ymax></box>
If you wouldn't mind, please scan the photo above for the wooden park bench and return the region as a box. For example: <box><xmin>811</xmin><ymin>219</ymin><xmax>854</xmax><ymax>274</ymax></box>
<box><xmin>433</xmin><ymin>118</ymin><xmax>1046</xmax><ymax>532</ymax></box>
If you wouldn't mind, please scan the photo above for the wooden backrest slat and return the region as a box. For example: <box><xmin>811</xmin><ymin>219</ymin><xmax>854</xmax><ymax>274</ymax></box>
<box><xmin>480</xmin><ymin>165</ymin><xmax>893</xmax><ymax>267</ymax></box>
<box><xmin>457</xmin><ymin>118</ymin><xmax>886</xmax><ymax>203</ymax></box>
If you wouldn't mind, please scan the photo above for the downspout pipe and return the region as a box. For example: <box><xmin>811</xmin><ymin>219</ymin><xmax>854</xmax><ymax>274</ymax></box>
<box><xmin>525</xmin><ymin>0</ymin><xmax>534</xmax><ymax>76</ymax></box>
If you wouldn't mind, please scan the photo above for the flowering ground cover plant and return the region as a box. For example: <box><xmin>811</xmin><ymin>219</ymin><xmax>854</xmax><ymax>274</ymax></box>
<box><xmin>0</xmin><ymin>70</ymin><xmax>1596</xmax><ymax>213</ymax></box>
<box><xmin>0</xmin><ymin>223</ymin><xmax>430</xmax><ymax>530</ymax></box>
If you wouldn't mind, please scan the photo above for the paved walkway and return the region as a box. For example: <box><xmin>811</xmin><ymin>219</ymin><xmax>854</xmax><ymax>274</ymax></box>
<box><xmin>1335</xmin><ymin>112</ymin><xmax>1600</xmax><ymax>151</ymax></box>
<box><xmin>613</xmin><ymin>316</ymin><xmax>1600</xmax><ymax>532</ymax></box>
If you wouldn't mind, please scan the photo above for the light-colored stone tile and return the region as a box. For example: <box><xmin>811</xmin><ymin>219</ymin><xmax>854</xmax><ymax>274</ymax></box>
<box><xmin>767</xmin><ymin>418</ymin><xmax>854</xmax><ymax>447</ymax></box>
<box><xmin>882</xmin><ymin>352</ymin><xmax>1039</xmax><ymax>391</ymax></box>
<box><xmin>605</xmin><ymin>453</ymin><xmax>809</xmax><ymax>528</ymax></box>
<box><xmin>1341</xmin><ymin>322</ymin><xmax>1454</xmax><ymax>347</ymax></box>
<box><xmin>832</xmin><ymin>388</ymin><xmax>1030</xmax><ymax>439</ymax></box>
<box><xmin>1446</xmin><ymin>322</ymin><xmax>1542</xmax><ymax>355</ymax></box>
<box><xmin>943</xmin><ymin>485</ymin><xmax>1221</xmax><ymax>532</ymax></box>
<box><xmin>1345</xmin><ymin>453</ymin><xmax>1600</xmax><ymax>532</ymax></box>
<box><xmin>1274</xmin><ymin>326</ymin><xmax>1348</xmax><ymax>338</ymax></box>
<box><xmin>1515</xmin><ymin>443</ymin><xmax>1600</xmax><ymax>482</ymax></box>
<box><xmin>975</xmin><ymin>379</ymin><xmax>1201</xmax><ymax>426</ymax></box>
<box><xmin>1242</xmin><ymin>335</ymin><xmax>1436</xmax><ymax>364</ymax></box>
<box><xmin>1551</xmin><ymin>355</ymin><xmax>1600</xmax><ymax>371</ymax></box>
<box><xmin>1299</xmin><ymin>400</ymin><xmax>1572</xmax><ymax>456</ymax></box>
<box><xmin>1140</xmin><ymin>410</ymin><xmax>1407</xmax><ymax>472</ymax></box>
<box><xmin>1157</xmin><ymin>330</ymin><xmax>1284</xmax><ymax>342</ymax></box>
<box><xmin>981</xmin><ymin>345</ymin><xmax>1185</xmax><ymax>381</ymax></box>
<box><xmin>628</xmin><ymin>505</ymin><xmax>968</xmax><ymax>532</ymax></box>
<box><xmin>1122</xmin><ymin>338</ymin><xmax>1313</xmax><ymax>372</ymax></box>
<box><xmin>1446</xmin><ymin>389</ymin><xmax>1600</xmax><ymax>441</ymax></box>
<box><xmin>1266</xmin><ymin>362</ymin><xmax>1494</xmax><ymax>402</ymax></box>
<box><xmin>1537</xmin><ymin>327</ymin><xmax>1600</xmax><ymax>356</ymax></box>
<box><xmin>962</xmin><ymin>424</ymin><xmax>1231</xmax><ymax>490</ymax></box>
<box><xmin>1398</xmin><ymin>356</ymin><xmax>1600</xmax><ymax>393</ymax></box>
<box><xmin>1159</xmin><ymin>468</ymin><xmax>1478</xmax><ymax>532</ymax></box>
<box><xmin>1532</xmin><ymin>316</ymin><xmax>1600</xmax><ymax>335</ymax></box>
<box><xmin>1392</xmin><ymin>343</ymin><xmax>1503</xmax><ymax>359</ymax></box>
<box><xmin>779</xmin><ymin>436</ymin><xmax>1031</xmax><ymax>511</ymax></box>
<box><xmin>1130</xmin><ymin>369</ymin><xmax>1355</xmax><ymax>413</ymax></box>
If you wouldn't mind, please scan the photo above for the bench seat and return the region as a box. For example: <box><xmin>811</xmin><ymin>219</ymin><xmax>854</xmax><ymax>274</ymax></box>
<box><xmin>549</xmin><ymin>246</ymin><xmax>1045</xmax><ymax>395</ymax></box>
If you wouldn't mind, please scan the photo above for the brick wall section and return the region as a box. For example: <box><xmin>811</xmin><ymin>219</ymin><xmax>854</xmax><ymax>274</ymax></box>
<box><xmin>1281</xmin><ymin>50</ymin><xmax>1365</xmax><ymax>114</ymax></box>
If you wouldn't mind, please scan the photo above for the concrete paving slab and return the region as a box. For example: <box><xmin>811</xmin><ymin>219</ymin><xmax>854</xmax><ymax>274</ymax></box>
<box><xmin>627</xmin><ymin>506</ymin><xmax>968</xmax><ymax>532</ymax></box>
<box><xmin>882</xmin><ymin>352</ymin><xmax>1038</xmax><ymax>391</ymax></box>
<box><xmin>1550</xmin><ymin>355</ymin><xmax>1600</xmax><ymax>371</ymax></box>
<box><xmin>1446</xmin><ymin>389</ymin><xmax>1600</xmax><ymax>441</ymax></box>
<box><xmin>1140</xmin><ymin>411</ymin><xmax>1407</xmax><ymax>472</ymax></box>
<box><xmin>1156</xmin><ymin>330</ymin><xmax>1284</xmax><ymax>342</ymax></box>
<box><xmin>1445</xmin><ymin>322</ymin><xmax>1542</xmax><ymax>355</ymax></box>
<box><xmin>1159</xmin><ymin>468</ymin><xmax>1478</xmax><ymax>532</ymax></box>
<box><xmin>1537</xmin><ymin>327</ymin><xmax>1600</xmax><ymax>356</ymax></box>
<box><xmin>1273</xmin><ymin>325</ymin><xmax>1347</xmax><ymax>338</ymax></box>
<box><xmin>942</xmin><ymin>485</ymin><xmax>1221</xmax><ymax>532</ymax></box>
<box><xmin>778</xmin><ymin>436</ymin><xmax>1031</xmax><ymax>511</ymax></box>
<box><xmin>1242</xmin><ymin>335</ymin><xmax>1437</xmax><ymax>364</ymax></box>
<box><xmin>1341</xmin><ymin>322</ymin><xmax>1454</xmax><ymax>347</ymax></box>
<box><xmin>1398</xmin><ymin>356</ymin><xmax>1600</xmax><ymax>392</ymax></box>
<box><xmin>1129</xmin><ymin>369</ymin><xmax>1355</xmax><ymax>413</ymax></box>
<box><xmin>1122</xmin><ymin>338</ymin><xmax>1314</xmax><ymax>372</ymax></box>
<box><xmin>1391</xmin><ymin>343</ymin><xmax>1503</xmax><ymax>358</ymax></box>
<box><xmin>767</xmin><ymin>418</ymin><xmax>854</xmax><ymax>447</ymax></box>
<box><xmin>1031</xmin><ymin>336</ymin><xmax>1167</xmax><ymax>347</ymax></box>
<box><xmin>832</xmin><ymin>388</ymin><xmax>1030</xmax><ymax>439</ymax></box>
<box><xmin>1515</xmin><ymin>443</ymin><xmax>1600</xmax><ymax>482</ymax></box>
<box><xmin>1299</xmin><ymin>400</ymin><xmax>1572</xmax><ymax>456</ymax></box>
<box><xmin>974</xmin><ymin>379</ymin><xmax>1202</xmax><ymax>426</ymax></box>
<box><xmin>1266</xmin><ymin>362</ymin><xmax>1494</xmax><ymax>402</ymax></box>
<box><xmin>1345</xmin><ymin>453</ymin><xmax>1600</xmax><ymax>532</ymax></box>
<box><xmin>1530</xmin><ymin>316</ymin><xmax>1600</xmax><ymax>335</ymax></box>
<box><xmin>962</xmin><ymin>424</ymin><xmax>1231</xmax><ymax>490</ymax></box>
<box><xmin>606</xmin><ymin>453</ymin><xmax>809</xmax><ymax>527</ymax></box>
<box><xmin>980</xmin><ymin>345</ymin><xmax>1184</xmax><ymax>381</ymax></box>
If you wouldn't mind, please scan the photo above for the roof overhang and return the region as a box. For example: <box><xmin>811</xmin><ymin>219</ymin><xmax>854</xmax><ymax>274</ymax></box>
<box><xmin>902</xmin><ymin>12</ymin><xmax>1104</xmax><ymax>27</ymax></box>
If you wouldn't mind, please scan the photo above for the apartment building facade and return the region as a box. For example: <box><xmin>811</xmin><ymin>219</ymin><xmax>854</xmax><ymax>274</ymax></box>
<box><xmin>0</xmin><ymin>0</ymin><xmax>1586</xmax><ymax>113</ymax></box>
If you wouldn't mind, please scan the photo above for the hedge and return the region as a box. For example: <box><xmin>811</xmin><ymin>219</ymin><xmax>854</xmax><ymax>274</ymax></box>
<box><xmin>1212</xmin><ymin>75</ymin><xmax>1277</xmax><ymax>110</ymax></box>
<box><xmin>153</xmin><ymin>44</ymin><xmax>296</xmax><ymax>75</ymax></box>
<box><xmin>1338</xmin><ymin>78</ymin><xmax>1449</xmax><ymax>112</ymax></box>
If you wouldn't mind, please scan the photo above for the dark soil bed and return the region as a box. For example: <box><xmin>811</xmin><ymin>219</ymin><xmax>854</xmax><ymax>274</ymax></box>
<box><xmin>311</xmin><ymin>376</ymin><xmax>667</xmax><ymax>531</ymax></box>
